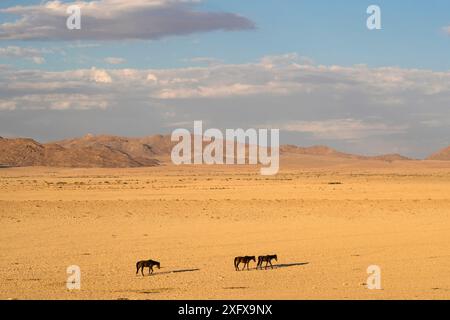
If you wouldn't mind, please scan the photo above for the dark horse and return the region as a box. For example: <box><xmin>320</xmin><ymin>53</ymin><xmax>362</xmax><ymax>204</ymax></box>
<box><xmin>234</xmin><ymin>256</ymin><xmax>256</xmax><ymax>271</ymax></box>
<box><xmin>257</xmin><ymin>255</ymin><xmax>278</xmax><ymax>269</ymax></box>
<box><xmin>136</xmin><ymin>259</ymin><xmax>161</xmax><ymax>276</ymax></box>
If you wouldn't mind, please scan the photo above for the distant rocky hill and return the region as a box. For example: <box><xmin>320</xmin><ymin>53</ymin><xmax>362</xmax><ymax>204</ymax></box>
<box><xmin>0</xmin><ymin>136</ymin><xmax>159</xmax><ymax>168</ymax></box>
<box><xmin>2</xmin><ymin>134</ymin><xmax>441</xmax><ymax>168</ymax></box>
<box><xmin>280</xmin><ymin>145</ymin><xmax>359</xmax><ymax>159</ymax></box>
<box><xmin>280</xmin><ymin>144</ymin><xmax>411</xmax><ymax>161</ymax></box>
<box><xmin>369</xmin><ymin>154</ymin><xmax>412</xmax><ymax>161</ymax></box>
<box><xmin>54</xmin><ymin>134</ymin><xmax>173</xmax><ymax>163</ymax></box>
<box><xmin>426</xmin><ymin>146</ymin><xmax>450</xmax><ymax>161</ymax></box>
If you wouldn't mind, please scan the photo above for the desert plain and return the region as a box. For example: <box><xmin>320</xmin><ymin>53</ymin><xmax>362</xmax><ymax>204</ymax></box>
<box><xmin>1</xmin><ymin>155</ymin><xmax>450</xmax><ymax>300</ymax></box>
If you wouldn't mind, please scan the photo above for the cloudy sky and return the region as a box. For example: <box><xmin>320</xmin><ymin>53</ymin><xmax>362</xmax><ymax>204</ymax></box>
<box><xmin>0</xmin><ymin>0</ymin><xmax>449</xmax><ymax>158</ymax></box>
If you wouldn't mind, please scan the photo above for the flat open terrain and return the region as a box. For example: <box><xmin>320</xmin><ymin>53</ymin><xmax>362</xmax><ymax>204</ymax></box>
<box><xmin>1</xmin><ymin>157</ymin><xmax>450</xmax><ymax>299</ymax></box>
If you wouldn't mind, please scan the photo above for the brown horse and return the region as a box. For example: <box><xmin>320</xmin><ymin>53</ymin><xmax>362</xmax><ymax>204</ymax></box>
<box><xmin>257</xmin><ymin>255</ymin><xmax>278</xmax><ymax>269</ymax></box>
<box><xmin>234</xmin><ymin>256</ymin><xmax>256</xmax><ymax>271</ymax></box>
<box><xmin>136</xmin><ymin>259</ymin><xmax>160</xmax><ymax>276</ymax></box>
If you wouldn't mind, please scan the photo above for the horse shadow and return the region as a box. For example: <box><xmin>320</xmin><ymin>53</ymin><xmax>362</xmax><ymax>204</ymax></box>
<box><xmin>273</xmin><ymin>262</ymin><xmax>309</xmax><ymax>269</ymax></box>
<box><xmin>241</xmin><ymin>262</ymin><xmax>309</xmax><ymax>271</ymax></box>
<box><xmin>142</xmin><ymin>268</ymin><xmax>200</xmax><ymax>277</ymax></box>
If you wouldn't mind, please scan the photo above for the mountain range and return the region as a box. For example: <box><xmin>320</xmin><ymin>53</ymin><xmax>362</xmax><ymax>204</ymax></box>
<box><xmin>0</xmin><ymin>134</ymin><xmax>448</xmax><ymax>168</ymax></box>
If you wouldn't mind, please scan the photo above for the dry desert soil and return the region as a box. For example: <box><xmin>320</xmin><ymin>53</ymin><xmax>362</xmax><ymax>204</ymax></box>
<box><xmin>1</xmin><ymin>156</ymin><xmax>450</xmax><ymax>300</ymax></box>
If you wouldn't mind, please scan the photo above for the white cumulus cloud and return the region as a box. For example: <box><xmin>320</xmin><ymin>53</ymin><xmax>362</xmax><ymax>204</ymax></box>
<box><xmin>0</xmin><ymin>46</ymin><xmax>46</xmax><ymax>64</ymax></box>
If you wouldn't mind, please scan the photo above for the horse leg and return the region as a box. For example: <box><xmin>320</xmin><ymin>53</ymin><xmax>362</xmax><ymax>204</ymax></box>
<box><xmin>141</xmin><ymin>266</ymin><xmax>145</xmax><ymax>276</ymax></box>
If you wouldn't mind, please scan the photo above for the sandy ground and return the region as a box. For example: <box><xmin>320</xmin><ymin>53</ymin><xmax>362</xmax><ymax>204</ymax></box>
<box><xmin>1</xmin><ymin>157</ymin><xmax>450</xmax><ymax>300</ymax></box>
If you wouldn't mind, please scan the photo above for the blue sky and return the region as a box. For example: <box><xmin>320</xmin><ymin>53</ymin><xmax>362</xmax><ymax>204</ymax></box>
<box><xmin>1</xmin><ymin>0</ymin><xmax>450</xmax><ymax>70</ymax></box>
<box><xmin>0</xmin><ymin>0</ymin><xmax>449</xmax><ymax>158</ymax></box>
